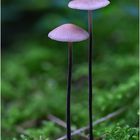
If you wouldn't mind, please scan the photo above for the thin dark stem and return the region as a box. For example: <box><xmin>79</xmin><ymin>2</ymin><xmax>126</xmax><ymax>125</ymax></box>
<box><xmin>67</xmin><ymin>42</ymin><xmax>73</xmax><ymax>140</ymax></box>
<box><xmin>88</xmin><ymin>10</ymin><xmax>93</xmax><ymax>140</ymax></box>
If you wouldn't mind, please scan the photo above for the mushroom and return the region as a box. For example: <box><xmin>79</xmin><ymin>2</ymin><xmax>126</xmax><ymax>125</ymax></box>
<box><xmin>48</xmin><ymin>23</ymin><xmax>89</xmax><ymax>140</ymax></box>
<box><xmin>68</xmin><ymin>0</ymin><xmax>110</xmax><ymax>139</ymax></box>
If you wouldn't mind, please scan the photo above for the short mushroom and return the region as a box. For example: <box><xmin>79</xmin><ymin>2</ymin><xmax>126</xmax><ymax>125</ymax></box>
<box><xmin>68</xmin><ymin>0</ymin><xmax>110</xmax><ymax>139</ymax></box>
<box><xmin>48</xmin><ymin>23</ymin><xmax>89</xmax><ymax>140</ymax></box>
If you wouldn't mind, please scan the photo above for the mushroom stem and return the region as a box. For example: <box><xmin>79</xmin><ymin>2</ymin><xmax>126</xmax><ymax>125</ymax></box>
<box><xmin>67</xmin><ymin>42</ymin><xmax>73</xmax><ymax>140</ymax></box>
<box><xmin>88</xmin><ymin>10</ymin><xmax>93</xmax><ymax>140</ymax></box>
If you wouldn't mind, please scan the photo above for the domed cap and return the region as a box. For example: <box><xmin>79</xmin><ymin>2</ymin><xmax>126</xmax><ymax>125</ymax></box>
<box><xmin>48</xmin><ymin>23</ymin><xmax>89</xmax><ymax>42</ymax></box>
<box><xmin>68</xmin><ymin>0</ymin><xmax>110</xmax><ymax>11</ymax></box>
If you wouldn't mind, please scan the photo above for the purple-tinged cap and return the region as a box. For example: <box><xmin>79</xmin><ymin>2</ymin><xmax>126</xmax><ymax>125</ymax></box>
<box><xmin>48</xmin><ymin>23</ymin><xmax>89</xmax><ymax>42</ymax></box>
<box><xmin>68</xmin><ymin>0</ymin><xmax>110</xmax><ymax>11</ymax></box>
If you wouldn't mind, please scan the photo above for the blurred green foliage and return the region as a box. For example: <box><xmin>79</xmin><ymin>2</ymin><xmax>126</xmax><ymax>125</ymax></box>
<box><xmin>2</xmin><ymin>0</ymin><xmax>139</xmax><ymax>139</ymax></box>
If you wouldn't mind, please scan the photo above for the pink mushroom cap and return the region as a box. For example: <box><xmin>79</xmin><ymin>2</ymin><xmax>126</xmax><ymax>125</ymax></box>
<box><xmin>68</xmin><ymin>0</ymin><xmax>110</xmax><ymax>11</ymax></box>
<box><xmin>48</xmin><ymin>23</ymin><xmax>89</xmax><ymax>42</ymax></box>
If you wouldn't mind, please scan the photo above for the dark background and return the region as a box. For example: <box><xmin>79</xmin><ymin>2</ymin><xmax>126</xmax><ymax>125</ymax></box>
<box><xmin>2</xmin><ymin>0</ymin><xmax>139</xmax><ymax>139</ymax></box>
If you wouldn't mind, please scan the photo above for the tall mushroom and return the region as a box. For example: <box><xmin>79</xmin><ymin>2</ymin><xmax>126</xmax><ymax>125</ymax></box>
<box><xmin>48</xmin><ymin>23</ymin><xmax>89</xmax><ymax>140</ymax></box>
<box><xmin>68</xmin><ymin>0</ymin><xmax>110</xmax><ymax>139</ymax></box>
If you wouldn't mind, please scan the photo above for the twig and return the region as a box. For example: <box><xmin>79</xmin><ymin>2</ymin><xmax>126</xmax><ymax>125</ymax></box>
<box><xmin>48</xmin><ymin>115</ymin><xmax>66</xmax><ymax>128</ymax></box>
<box><xmin>48</xmin><ymin>115</ymin><xmax>88</xmax><ymax>139</ymax></box>
<box><xmin>57</xmin><ymin>107</ymin><xmax>126</xmax><ymax>140</ymax></box>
